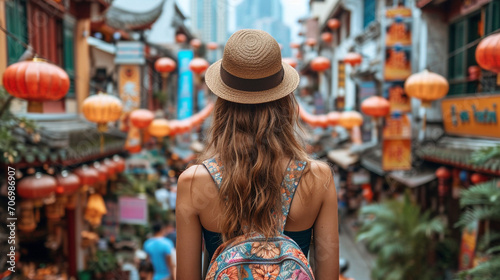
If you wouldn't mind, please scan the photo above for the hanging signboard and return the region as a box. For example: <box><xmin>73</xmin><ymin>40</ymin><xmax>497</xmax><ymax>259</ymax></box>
<box><xmin>441</xmin><ymin>94</ymin><xmax>500</xmax><ymax>139</ymax></box>
<box><xmin>119</xmin><ymin>196</ymin><xmax>148</xmax><ymax>225</ymax></box>
<box><xmin>177</xmin><ymin>50</ymin><xmax>194</xmax><ymax>120</ymax></box>
<box><xmin>384</xmin><ymin>82</ymin><xmax>411</xmax><ymax>113</ymax></box>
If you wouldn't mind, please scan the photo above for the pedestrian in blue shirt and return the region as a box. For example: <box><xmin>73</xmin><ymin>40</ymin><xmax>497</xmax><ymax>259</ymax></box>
<box><xmin>143</xmin><ymin>223</ymin><xmax>176</xmax><ymax>280</ymax></box>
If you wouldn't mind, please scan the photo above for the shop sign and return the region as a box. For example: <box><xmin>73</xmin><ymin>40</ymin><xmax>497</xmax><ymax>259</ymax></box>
<box><xmin>118</xmin><ymin>65</ymin><xmax>141</xmax><ymax>131</ymax></box>
<box><xmin>441</xmin><ymin>95</ymin><xmax>500</xmax><ymax>139</ymax></box>
<box><xmin>177</xmin><ymin>50</ymin><xmax>194</xmax><ymax>120</ymax></box>
<box><xmin>385</xmin><ymin>6</ymin><xmax>412</xmax><ymax>18</ymax></box>
<box><xmin>115</xmin><ymin>41</ymin><xmax>145</xmax><ymax>65</ymax></box>
<box><xmin>383</xmin><ymin>114</ymin><xmax>412</xmax><ymax>171</ymax></box>
<box><xmin>383</xmin><ymin>81</ymin><xmax>411</xmax><ymax>113</ymax></box>
<box><xmin>382</xmin><ymin>139</ymin><xmax>412</xmax><ymax>170</ymax></box>
<box><xmin>119</xmin><ymin>196</ymin><xmax>148</xmax><ymax>225</ymax></box>
<box><xmin>459</xmin><ymin>220</ymin><xmax>479</xmax><ymax>271</ymax></box>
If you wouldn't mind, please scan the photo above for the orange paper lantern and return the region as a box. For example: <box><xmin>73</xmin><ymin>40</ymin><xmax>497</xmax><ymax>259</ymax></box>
<box><xmin>155</xmin><ymin>57</ymin><xmax>176</xmax><ymax>74</ymax></box>
<box><xmin>82</xmin><ymin>92</ymin><xmax>123</xmax><ymax>132</ymax></box>
<box><xmin>475</xmin><ymin>32</ymin><xmax>500</xmax><ymax>73</ymax></box>
<box><xmin>130</xmin><ymin>109</ymin><xmax>155</xmax><ymax>129</ymax></box>
<box><xmin>74</xmin><ymin>165</ymin><xmax>99</xmax><ymax>186</ymax></box>
<box><xmin>339</xmin><ymin>111</ymin><xmax>363</xmax><ymax>129</ymax></box>
<box><xmin>310</xmin><ymin>57</ymin><xmax>331</xmax><ymax>72</ymax></box>
<box><xmin>470</xmin><ymin>173</ymin><xmax>489</xmax><ymax>184</ymax></box>
<box><xmin>361</xmin><ymin>96</ymin><xmax>390</xmax><ymax>117</ymax></box>
<box><xmin>404</xmin><ymin>69</ymin><xmax>449</xmax><ymax>107</ymax></box>
<box><xmin>326</xmin><ymin>111</ymin><xmax>341</xmax><ymax>126</ymax></box>
<box><xmin>2</xmin><ymin>58</ymin><xmax>70</xmax><ymax>102</ymax></box>
<box><xmin>290</xmin><ymin>42</ymin><xmax>300</xmax><ymax>49</ymax></box>
<box><xmin>344</xmin><ymin>52</ymin><xmax>363</xmax><ymax>67</ymax></box>
<box><xmin>148</xmin><ymin>119</ymin><xmax>170</xmax><ymax>138</ymax></box>
<box><xmin>327</xmin><ymin>18</ymin><xmax>340</xmax><ymax>30</ymax></box>
<box><xmin>282</xmin><ymin>58</ymin><xmax>298</xmax><ymax>68</ymax></box>
<box><xmin>189</xmin><ymin>58</ymin><xmax>209</xmax><ymax>74</ymax></box>
<box><xmin>113</xmin><ymin>155</ymin><xmax>126</xmax><ymax>173</ymax></box>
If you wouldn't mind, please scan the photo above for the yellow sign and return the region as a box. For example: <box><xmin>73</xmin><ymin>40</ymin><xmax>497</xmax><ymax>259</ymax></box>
<box><xmin>382</xmin><ymin>139</ymin><xmax>412</xmax><ymax>170</ymax></box>
<box><xmin>386</xmin><ymin>7</ymin><xmax>412</xmax><ymax>18</ymax></box>
<box><xmin>118</xmin><ymin>65</ymin><xmax>141</xmax><ymax>131</ymax></box>
<box><xmin>442</xmin><ymin>95</ymin><xmax>500</xmax><ymax>139</ymax></box>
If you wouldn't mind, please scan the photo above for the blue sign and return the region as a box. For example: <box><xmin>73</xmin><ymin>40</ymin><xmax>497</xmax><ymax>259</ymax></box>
<box><xmin>177</xmin><ymin>50</ymin><xmax>194</xmax><ymax>120</ymax></box>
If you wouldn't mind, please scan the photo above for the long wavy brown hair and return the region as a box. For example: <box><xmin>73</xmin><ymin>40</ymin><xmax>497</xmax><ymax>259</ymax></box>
<box><xmin>197</xmin><ymin>93</ymin><xmax>311</xmax><ymax>240</ymax></box>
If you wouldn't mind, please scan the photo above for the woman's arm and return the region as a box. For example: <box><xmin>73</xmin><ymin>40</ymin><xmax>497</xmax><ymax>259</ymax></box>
<box><xmin>176</xmin><ymin>166</ymin><xmax>203</xmax><ymax>280</ymax></box>
<box><xmin>313</xmin><ymin>164</ymin><xmax>340</xmax><ymax>279</ymax></box>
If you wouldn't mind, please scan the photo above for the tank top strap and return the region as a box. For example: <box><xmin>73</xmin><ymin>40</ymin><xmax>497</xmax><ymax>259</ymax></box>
<box><xmin>202</xmin><ymin>157</ymin><xmax>223</xmax><ymax>189</ymax></box>
<box><xmin>278</xmin><ymin>159</ymin><xmax>307</xmax><ymax>233</ymax></box>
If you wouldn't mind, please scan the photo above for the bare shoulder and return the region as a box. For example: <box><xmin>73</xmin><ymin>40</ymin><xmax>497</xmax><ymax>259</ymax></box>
<box><xmin>178</xmin><ymin>164</ymin><xmax>212</xmax><ymax>188</ymax></box>
<box><xmin>302</xmin><ymin>159</ymin><xmax>335</xmax><ymax>193</ymax></box>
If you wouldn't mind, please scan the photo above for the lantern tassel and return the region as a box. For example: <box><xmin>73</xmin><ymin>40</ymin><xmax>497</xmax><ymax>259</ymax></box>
<box><xmin>100</xmin><ymin>133</ymin><xmax>104</xmax><ymax>154</ymax></box>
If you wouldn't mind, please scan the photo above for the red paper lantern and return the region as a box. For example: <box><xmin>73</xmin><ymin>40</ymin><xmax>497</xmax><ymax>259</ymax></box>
<box><xmin>321</xmin><ymin>32</ymin><xmax>333</xmax><ymax>43</ymax></box>
<box><xmin>361</xmin><ymin>96</ymin><xmax>390</xmax><ymax>117</ymax></box>
<box><xmin>471</xmin><ymin>173</ymin><xmax>489</xmax><ymax>184</ymax></box>
<box><xmin>113</xmin><ymin>155</ymin><xmax>126</xmax><ymax>173</ymax></box>
<box><xmin>190</xmin><ymin>38</ymin><xmax>202</xmax><ymax>49</ymax></box>
<box><xmin>317</xmin><ymin>115</ymin><xmax>329</xmax><ymax>128</ymax></box>
<box><xmin>74</xmin><ymin>165</ymin><xmax>99</xmax><ymax>186</ymax></box>
<box><xmin>155</xmin><ymin>57</ymin><xmax>176</xmax><ymax>74</ymax></box>
<box><xmin>92</xmin><ymin>162</ymin><xmax>108</xmax><ymax>183</ymax></box>
<box><xmin>176</xmin><ymin>33</ymin><xmax>187</xmax><ymax>43</ymax></box>
<box><xmin>310</xmin><ymin>57</ymin><xmax>331</xmax><ymax>72</ymax></box>
<box><xmin>435</xmin><ymin>167</ymin><xmax>451</xmax><ymax>180</ymax></box>
<box><xmin>282</xmin><ymin>58</ymin><xmax>298</xmax><ymax>68</ymax></box>
<box><xmin>327</xmin><ymin>111</ymin><xmax>341</xmax><ymax>126</ymax></box>
<box><xmin>55</xmin><ymin>171</ymin><xmax>81</xmax><ymax>195</ymax></box>
<box><xmin>168</xmin><ymin>120</ymin><xmax>181</xmax><ymax>135</ymax></box>
<box><xmin>327</xmin><ymin>18</ymin><xmax>340</xmax><ymax>30</ymax></box>
<box><xmin>189</xmin><ymin>58</ymin><xmax>209</xmax><ymax>74</ymax></box>
<box><xmin>290</xmin><ymin>42</ymin><xmax>300</xmax><ymax>49</ymax></box>
<box><xmin>2</xmin><ymin>58</ymin><xmax>70</xmax><ymax>102</ymax></box>
<box><xmin>207</xmin><ymin>42</ymin><xmax>218</xmax><ymax>50</ymax></box>
<box><xmin>339</xmin><ymin>111</ymin><xmax>363</xmax><ymax>129</ymax></box>
<box><xmin>468</xmin><ymin>66</ymin><xmax>481</xmax><ymax>81</ymax></box>
<box><xmin>18</xmin><ymin>173</ymin><xmax>57</xmax><ymax>199</ymax></box>
<box><xmin>475</xmin><ymin>32</ymin><xmax>500</xmax><ymax>73</ymax></box>
<box><xmin>102</xmin><ymin>158</ymin><xmax>117</xmax><ymax>177</ymax></box>
<box><xmin>344</xmin><ymin>52</ymin><xmax>363</xmax><ymax>67</ymax></box>
<box><xmin>130</xmin><ymin>109</ymin><xmax>155</xmax><ymax>129</ymax></box>
<box><xmin>305</xmin><ymin>38</ymin><xmax>317</xmax><ymax>47</ymax></box>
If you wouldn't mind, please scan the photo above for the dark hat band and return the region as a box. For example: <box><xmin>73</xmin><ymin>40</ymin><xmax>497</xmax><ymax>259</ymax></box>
<box><xmin>220</xmin><ymin>65</ymin><xmax>284</xmax><ymax>92</ymax></box>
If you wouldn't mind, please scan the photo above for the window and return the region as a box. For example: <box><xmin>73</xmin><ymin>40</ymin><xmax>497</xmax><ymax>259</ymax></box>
<box><xmin>5</xmin><ymin>0</ymin><xmax>27</xmax><ymax>65</ymax></box>
<box><xmin>447</xmin><ymin>0</ymin><xmax>500</xmax><ymax>96</ymax></box>
<box><xmin>363</xmin><ymin>0</ymin><xmax>376</xmax><ymax>29</ymax></box>
<box><xmin>63</xmin><ymin>17</ymin><xmax>75</xmax><ymax>98</ymax></box>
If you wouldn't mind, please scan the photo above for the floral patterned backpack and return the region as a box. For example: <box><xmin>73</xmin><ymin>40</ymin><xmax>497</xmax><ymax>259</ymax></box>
<box><xmin>202</xmin><ymin>158</ymin><xmax>315</xmax><ymax>280</ymax></box>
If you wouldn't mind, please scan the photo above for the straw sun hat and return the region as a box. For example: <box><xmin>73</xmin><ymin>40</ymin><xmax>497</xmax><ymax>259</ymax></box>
<box><xmin>205</xmin><ymin>29</ymin><xmax>300</xmax><ymax>104</ymax></box>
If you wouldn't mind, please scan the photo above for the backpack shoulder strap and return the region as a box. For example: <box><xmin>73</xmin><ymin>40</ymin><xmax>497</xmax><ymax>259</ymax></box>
<box><xmin>279</xmin><ymin>159</ymin><xmax>307</xmax><ymax>234</ymax></box>
<box><xmin>202</xmin><ymin>157</ymin><xmax>223</xmax><ymax>189</ymax></box>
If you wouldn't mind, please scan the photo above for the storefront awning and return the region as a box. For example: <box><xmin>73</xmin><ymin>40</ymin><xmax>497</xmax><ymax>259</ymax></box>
<box><xmin>388</xmin><ymin>170</ymin><xmax>436</xmax><ymax>188</ymax></box>
<box><xmin>327</xmin><ymin>148</ymin><xmax>359</xmax><ymax>170</ymax></box>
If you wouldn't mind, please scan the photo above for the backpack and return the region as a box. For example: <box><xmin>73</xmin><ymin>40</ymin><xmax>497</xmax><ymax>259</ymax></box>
<box><xmin>202</xmin><ymin>158</ymin><xmax>315</xmax><ymax>280</ymax></box>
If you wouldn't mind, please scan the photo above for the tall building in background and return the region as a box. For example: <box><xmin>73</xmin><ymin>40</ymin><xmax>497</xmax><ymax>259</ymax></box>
<box><xmin>235</xmin><ymin>0</ymin><xmax>291</xmax><ymax>57</ymax></box>
<box><xmin>190</xmin><ymin>0</ymin><xmax>228</xmax><ymax>62</ymax></box>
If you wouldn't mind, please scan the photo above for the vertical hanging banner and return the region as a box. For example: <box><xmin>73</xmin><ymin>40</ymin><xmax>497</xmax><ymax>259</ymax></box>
<box><xmin>177</xmin><ymin>50</ymin><xmax>194</xmax><ymax>120</ymax></box>
<box><xmin>118</xmin><ymin>65</ymin><xmax>141</xmax><ymax>130</ymax></box>
<box><xmin>382</xmin><ymin>4</ymin><xmax>413</xmax><ymax>171</ymax></box>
